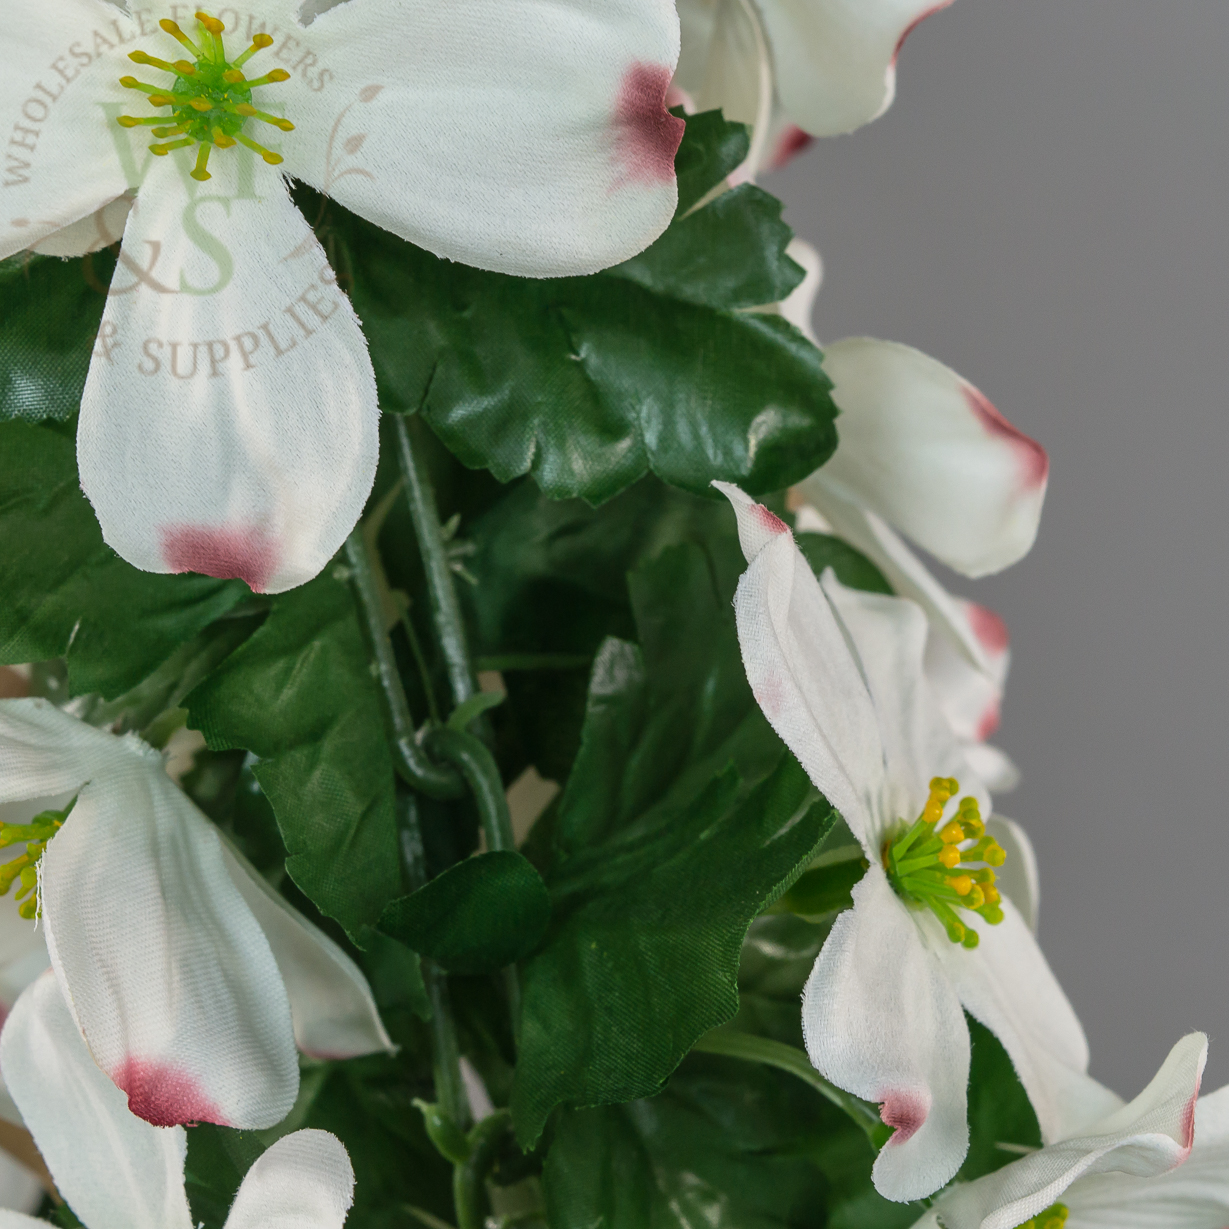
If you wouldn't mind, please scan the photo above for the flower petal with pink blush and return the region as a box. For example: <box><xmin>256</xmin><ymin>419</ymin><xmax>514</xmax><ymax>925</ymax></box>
<box><xmin>287</xmin><ymin>0</ymin><xmax>682</xmax><ymax>277</ymax></box>
<box><xmin>715</xmin><ymin>482</ymin><xmax>886</xmax><ymax>846</ymax></box>
<box><xmin>754</xmin><ymin>0</ymin><xmax>953</xmax><ymax>138</ymax></box>
<box><xmin>928</xmin><ymin>1032</ymin><xmax>1207</xmax><ymax>1229</ymax></box>
<box><xmin>222</xmin><ymin>1130</ymin><xmax>354</xmax><ymax>1229</ymax></box>
<box><xmin>220</xmin><ymin>842</ymin><xmax>394</xmax><ymax>1061</ymax></box>
<box><xmin>933</xmin><ymin>897</ymin><xmax>1110</xmax><ymax>1144</ymax></box>
<box><xmin>923</xmin><ymin>600</ymin><xmax>1008</xmax><ymax>746</ymax></box>
<box><xmin>0</xmin><ymin>0</ymin><xmax>131</xmax><ymax>261</ymax></box>
<box><xmin>18</xmin><ymin>706</ymin><xmax>300</xmax><ymax>1129</ymax></box>
<box><xmin>802</xmin><ymin>865</ymin><xmax>970</xmax><ymax>1202</ymax></box>
<box><xmin>1</xmin><ymin>973</ymin><xmax>194</xmax><ymax>1229</ymax></box>
<box><xmin>805</xmin><ymin>338</ymin><xmax>1048</xmax><ymax>578</ymax></box>
<box><xmin>76</xmin><ymin>156</ymin><xmax>378</xmax><ymax>596</ymax></box>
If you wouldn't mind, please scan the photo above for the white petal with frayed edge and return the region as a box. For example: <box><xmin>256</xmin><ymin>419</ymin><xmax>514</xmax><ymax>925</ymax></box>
<box><xmin>754</xmin><ymin>0</ymin><xmax>953</xmax><ymax>138</ymax></box>
<box><xmin>803</xmin><ymin>865</ymin><xmax>970</xmax><ymax>1202</ymax></box>
<box><xmin>1</xmin><ymin>974</ymin><xmax>193</xmax><ymax>1229</ymax></box>
<box><xmin>0</xmin><ymin>698</ymin><xmax>121</xmax><ymax>805</ymax></box>
<box><xmin>806</xmin><ymin>338</ymin><xmax>1048</xmax><ymax>578</ymax></box>
<box><xmin>1064</xmin><ymin>1084</ymin><xmax>1229</xmax><ymax>1228</ymax></box>
<box><xmin>35</xmin><ymin>720</ymin><xmax>299</xmax><ymax>1129</ymax></box>
<box><xmin>287</xmin><ymin>0</ymin><xmax>682</xmax><ymax>277</ymax></box>
<box><xmin>935</xmin><ymin>897</ymin><xmax>1110</xmax><ymax>1144</ymax></box>
<box><xmin>716</xmin><ymin>482</ymin><xmax>885</xmax><ymax>845</ymax></box>
<box><xmin>0</xmin><ymin>0</ymin><xmax>130</xmax><ymax>261</ymax></box>
<box><xmin>983</xmin><ymin>817</ymin><xmax>1038</xmax><ymax>931</ymax></box>
<box><xmin>931</xmin><ymin>1033</ymin><xmax>1207</xmax><ymax>1229</ymax></box>
<box><xmin>77</xmin><ymin>154</ymin><xmax>378</xmax><ymax>595</ymax></box>
<box><xmin>220</xmin><ymin>842</ymin><xmax>394</xmax><ymax>1060</ymax></box>
<box><xmin>223</xmin><ymin>1130</ymin><xmax>354</xmax><ymax>1229</ymax></box>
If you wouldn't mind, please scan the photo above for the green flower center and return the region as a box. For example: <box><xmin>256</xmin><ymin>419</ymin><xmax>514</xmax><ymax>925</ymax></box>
<box><xmin>0</xmin><ymin>797</ymin><xmax>75</xmax><ymax>920</ymax></box>
<box><xmin>1014</xmin><ymin>1202</ymin><xmax>1069</xmax><ymax>1229</ymax></box>
<box><xmin>116</xmin><ymin>9</ymin><xmax>293</xmax><ymax>182</ymax></box>
<box><xmin>883</xmin><ymin>776</ymin><xmax>1006</xmax><ymax>949</ymax></box>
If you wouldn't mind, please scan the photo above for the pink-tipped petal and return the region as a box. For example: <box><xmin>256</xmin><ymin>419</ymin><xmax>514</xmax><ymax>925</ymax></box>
<box><xmin>755</xmin><ymin>0</ymin><xmax>954</xmax><ymax>138</ymax></box>
<box><xmin>932</xmin><ymin>1033</ymin><xmax>1208</xmax><ymax>1229</ymax></box>
<box><xmin>804</xmin><ymin>338</ymin><xmax>1048</xmax><ymax>578</ymax></box>
<box><xmin>223</xmin><ymin>1130</ymin><xmax>354</xmax><ymax>1229</ymax></box>
<box><xmin>803</xmin><ymin>866</ymin><xmax>970</xmax><ymax>1201</ymax></box>
<box><xmin>77</xmin><ymin>157</ymin><xmax>378</xmax><ymax>596</ymax></box>
<box><xmin>287</xmin><ymin>0</ymin><xmax>681</xmax><ymax>276</ymax></box>
<box><xmin>1</xmin><ymin>974</ymin><xmax>193</xmax><ymax>1229</ymax></box>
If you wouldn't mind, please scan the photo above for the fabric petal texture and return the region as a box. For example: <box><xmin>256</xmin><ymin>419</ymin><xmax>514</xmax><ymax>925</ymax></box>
<box><xmin>0</xmin><ymin>0</ymin><xmax>130</xmax><ymax>260</ymax></box>
<box><xmin>288</xmin><ymin>0</ymin><xmax>682</xmax><ymax>276</ymax></box>
<box><xmin>803</xmin><ymin>866</ymin><xmax>970</xmax><ymax>1202</ymax></box>
<box><xmin>1</xmin><ymin>973</ymin><xmax>194</xmax><ymax>1229</ymax></box>
<box><xmin>77</xmin><ymin>154</ymin><xmax>379</xmax><ymax>595</ymax></box>
<box><xmin>24</xmin><ymin>704</ymin><xmax>300</xmax><ymax>1130</ymax></box>
<box><xmin>983</xmin><ymin>816</ymin><xmax>1039</xmax><ymax>932</ymax></box>
<box><xmin>716</xmin><ymin>482</ymin><xmax>885</xmax><ymax>846</ymax></box>
<box><xmin>220</xmin><ymin>842</ymin><xmax>394</xmax><ymax>1060</ymax></box>
<box><xmin>754</xmin><ymin>0</ymin><xmax>954</xmax><ymax>138</ymax></box>
<box><xmin>929</xmin><ymin>1032</ymin><xmax>1207</xmax><ymax>1229</ymax></box>
<box><xmin>803</xmin><ymin>338</ymin><xmax>1048</xmax><ymax>578</ymax></box>
<box><xmin>222</xmin><ymin>1130</ymin><xmax>354</xmax><ymax>1229</ymax></box>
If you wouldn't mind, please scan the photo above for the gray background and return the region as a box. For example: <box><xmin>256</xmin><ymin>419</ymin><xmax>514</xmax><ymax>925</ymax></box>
<box><xmin>771</xmin><ymin>0</ymin><xmax>1229</xmax><ymax>1097</ymax></box>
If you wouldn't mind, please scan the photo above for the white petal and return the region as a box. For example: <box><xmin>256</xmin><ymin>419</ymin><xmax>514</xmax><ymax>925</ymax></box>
<box><xmin>924</xmin><ymin>600</ymin><xmax>1009</xmax><ymax>745</ymax></box>
<box><xmin>77</xmin><ymin>154</ymin><xmax>378</xmax><ymax>594</ymax></box>
<box><xmin>219</xmin><ymin>841</ymin><xmax>393</xmax><ymax>1060</ymax></box>
<box><xmin>286</xmin><ymin>0</ymin><xmax>682</xmax><ymax>277</ymax></box>
<box><xmin>935</xmin><ymin>897</ymin><xmax>1121</xmax><ymax>1145</ymax></box>
<box><xmin>802</xmin><ymin>865</ymin><xmax>969</xmax><ymax>1201</ymax></box>
<box><xmin>40</xmin><ymin>728</ymin><xmax>299</xmax><ymax>1129</ymax></box>
<box><xmin>31</xmin><ymin>193</ymin><xmax>134</xmax><ymax>257</ymax></box>
<box><xmin>760</xmin><ymin>100</ymin><xmax>814</xmax><ymax>171</ymax></box>
<box><xmin>0</xmin><ymin>0</ymin><xmax>132</xmax><ymax>260</ymax></box>
<box><xmin>804</xmin><ymin>338</ymin><xmax>1048</xmax><ymax>578</ymax></box>
<box><xmin>755</xmin><ymin>0</ymin><xmax>953</xmax><ymax>137</ymax></box>
<box><xmin>1</xmin><ymin>974</ymin><xmax>193</xmax><ymax>1229</ymax></box>
<box><xmin>776</xmin><ymin>237</ymin><xmax>821</xmax><ymax>342</ymax></box>
<box><xmin>670</xmin><ymin>0</ymin><xmax>773</xmax><ymax>180</ymax></box>
<box><xmin>0</xmin><ymin>698</ymin><xmax>123</xmax><ymax>805</ymax></box>
<box><xmin>715</xmin><ymin>483</ymin><xmax>886</xmax><ymax>849</ymax></box>
<box><xmin>984</xmin><ymin>816</ymin><xmax>1038</xmax><ymax>931</ymax></box>
<box><xmin>962</xmin><ymin>744</ymin><xmax>1020</xmax><ymax>794</ymax></box>
<box><xmin>933</xmin><ymin>1033</ymin><xmax>1207</xmax><ymax>1229</ymax></box>
<box><xmin>0</xmin><ymin>1153</ymin><xmax>42</xmax><ymax>1218</ymax></box>
<box><xmin>222</xmin><ymin>1130</ymin><xmax>353</xmax><ymax>1229</ymax></box>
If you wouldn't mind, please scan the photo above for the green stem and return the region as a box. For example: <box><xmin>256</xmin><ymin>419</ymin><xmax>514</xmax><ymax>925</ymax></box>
<box><xmin>394</xmin><ymin>416</ymin><xmax>476</xmax><ymax>711</ymax></box>
<box><xmin>398</xmin><ymin>792</ymin><xmax>470</xmax><ymax>1132</ymax></box>
<box><xmin>345</xmin><ymin>531</ymin><xmax>463</xmax><ymax>800</ymax></box>
<box><xmin>453</xmin><ymin>1110</ymin><xmax>513</xmax><ymax>1229</ymax></box>
<box><xmin>693</xmin><ymin>1029</ymin><xmax>886</xmax><ymax>1146</ymax></box>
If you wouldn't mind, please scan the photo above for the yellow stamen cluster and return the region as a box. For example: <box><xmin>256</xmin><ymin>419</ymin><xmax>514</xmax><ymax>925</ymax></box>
<box><xmin>1014</xmin><ymin>1202</ymin><xmax>1068</xmax><ymax>1229</ymax></box>
<box><xmin>116</xmin><ymin>10</ymin><xmax>293</xmax><ymax>182</ymax></box>
<box><xmin>883</xmin><ymin>777</ymin><xmax>1006</xmax><ymax>948</ymax></box>
<box><xmin>0</xmin><ymin>799</ymin><xmax>74</xmax><ymax>920</ymax></box>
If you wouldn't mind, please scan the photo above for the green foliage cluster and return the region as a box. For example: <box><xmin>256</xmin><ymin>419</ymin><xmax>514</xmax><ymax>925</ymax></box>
<box><xmin>0</xmin><ymin>113</ymin><xmax>1039</xmax><ymax>1228</ymax></box>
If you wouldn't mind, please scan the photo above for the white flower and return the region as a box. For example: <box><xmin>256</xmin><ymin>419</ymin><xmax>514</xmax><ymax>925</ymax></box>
<box><xmin>4</xmin><ymin>0</ymin><xmax>684</xmax><ymax>593</ymax></box>
<box><xmin>0</xmin><ymin>697</ymin><xmax>392</xmax><ymax>1130</ymax></box>
<box><xmin>913</xmin><ymin>1032</ymin><xmax>1211</xmax><ymax>1229</ymax></box>
<box><xmin>715</xmin><ymin>484</ymin><xmax>1113</xmax><ymax>1202</ymax></box>
<box><xmin>775</xmin><ymin>240</ymin><xmax>1048</xmax><ymax>792</ymax></box>
<box><xmin>1</xmin><ymin>970</ymin><xmax>355</xmax><ymax>1229</ymax></box>
<box><xmin>674</xmin><ymin>0</ymin><xmax>954</xmax><ymax>174</ymax></box>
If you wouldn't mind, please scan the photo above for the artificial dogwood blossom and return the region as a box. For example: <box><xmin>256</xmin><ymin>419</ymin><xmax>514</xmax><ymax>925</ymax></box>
<box><xmin>716</xmin><ymin>483</ymin><xmax>1113</xmax><ymax>1202</ymax></box>
<box><xmin>4</xmin><ymin>0</ymin><xmax>684</xmax><ymax>593</ymax></box>
<box><xmin>776</xmin><ymin>242</ymin><xmax>1046</xmax><ymax>790</ymax></box>
<box><xmin>674</xmin><ymin>0</ymin><xmax>953</xmax><ymax>175</ymax></box>
<box><xmin>1</xmin><ymin>971</ymin><xmax>355</xmax><ymax>1229</ymax></box>
<box><xmin>913</xmin><ymin>1032</ymin><xmax>1211</xmax><ymax>1229</ymax></box>
<box><xmin>0</xmin><ymin>697</ymin><xmax>393</xmax><ymax>1130</ymax></box>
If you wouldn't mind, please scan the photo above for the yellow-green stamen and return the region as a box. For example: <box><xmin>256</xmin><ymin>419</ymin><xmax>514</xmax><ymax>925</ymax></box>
<box><xmin>114</xmin><ymin>12</ymin><xmax>293</xmax><ymax>183</ymax></box>
<box><xmin>1013</xmin><ymin>1202</ymin><xmax>1068</xmax><ymax>1229</ymax></box>
<box><xmin>0</xmin><ymin>798</ymin><xmax>75</xmax><ymax>920</ymax></box>
<box><xmin>883</xmin><ymin>777</ymin><xmax>1006</xmax><ymax>948</ymax></box>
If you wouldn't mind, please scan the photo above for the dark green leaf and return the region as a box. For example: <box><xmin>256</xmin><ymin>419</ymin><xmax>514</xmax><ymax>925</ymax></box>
<box><xmin>960</xmin><ymin>1017</ymin><xmax>1042</xmax><ymax>1182</ymax></box>
<box><xmin>313</xmin><ymin>111</ymin><xmax>836</xmax><ymax>505</ymax></box>
<box><xmin>0</xmin><ymin>421</ymin><xmax>247</xmax><ymax>697</ymax></box>
<box><xmin>185</xmin><ymin>568</ymin><xmax>400</xmax><ymax>940</ymax></box>
<box><xmin>379</xmin><ymin>850</ymin><xmax>551</xmax><ymax>974</ymax></box>
<box><xmin>0</xmin><ymin>249</ymin><xmax>114</xmax><ymax>424</ymax></box>
<box><xmin>673</xmin><ymin>109</ymin><xmax>750</xmax><ymax>215</ymax></box>
<box><xmin>795</xmin><ymin>531</ymin><xmax>893</xmax><ymax>596</ymax></box>
<box><xmin>773</xmin><ymin>853</ymin><xmax>869</xmax><ymax>920</ymax></box>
